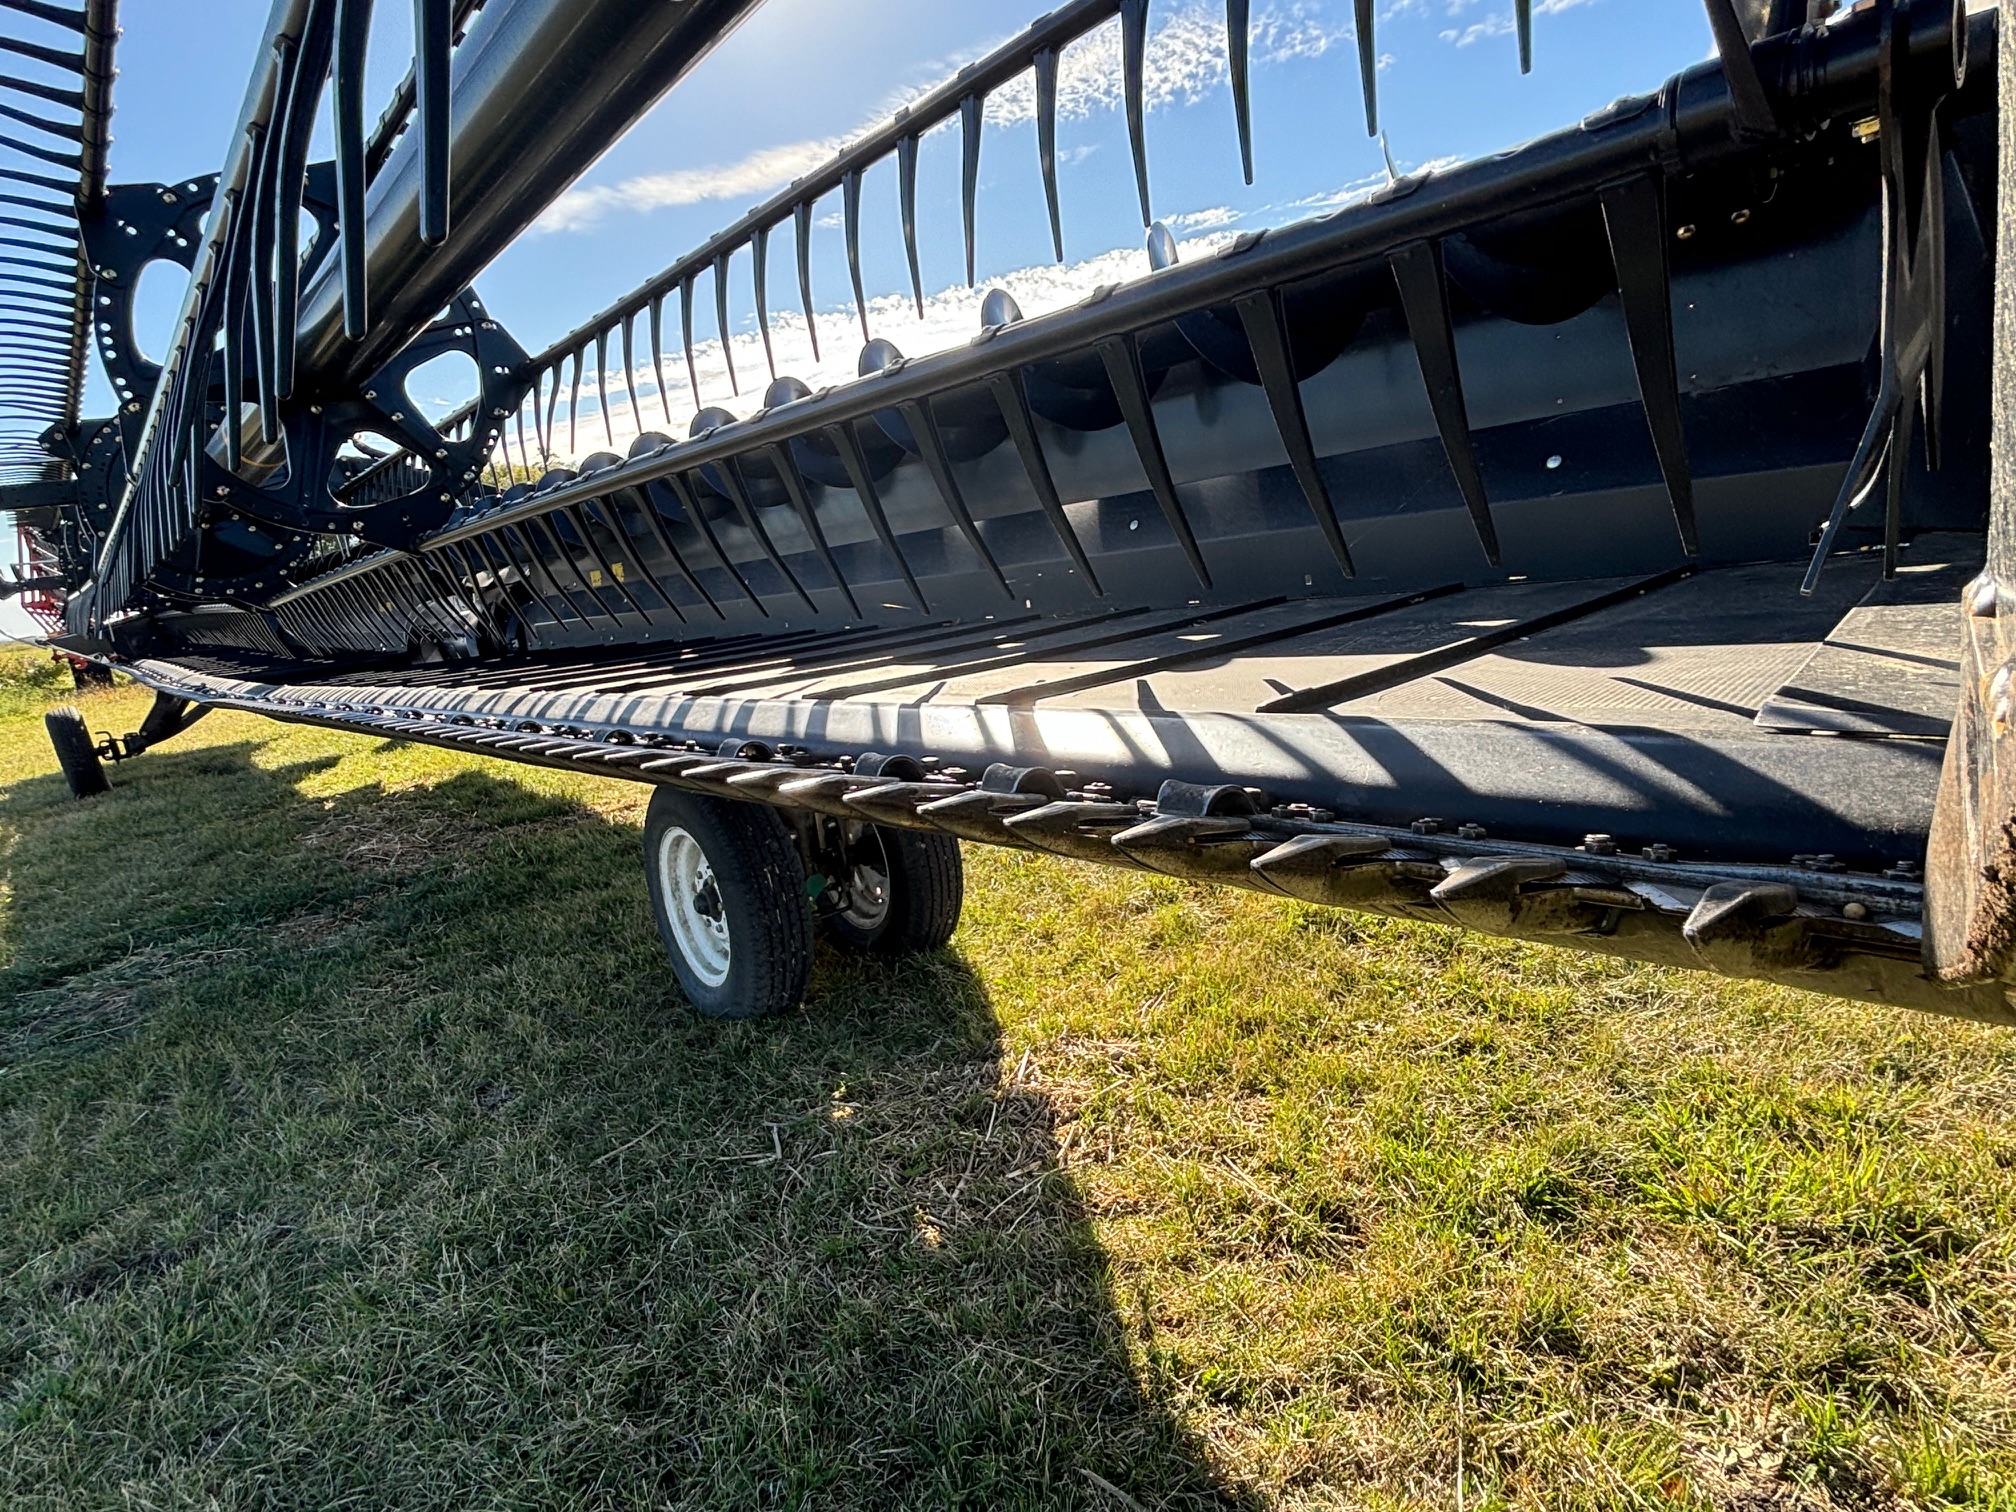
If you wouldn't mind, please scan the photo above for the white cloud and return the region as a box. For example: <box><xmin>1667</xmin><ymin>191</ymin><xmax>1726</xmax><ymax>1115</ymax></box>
<box><xmin>536</xmin><ymin>2</ymin><xmax>1347</xmax><ymax>235</ymax></box>
<box><xmin>1439</xmin><ymin>0</ymin><xmax>1600</xmax><ymax>48</ymax></box>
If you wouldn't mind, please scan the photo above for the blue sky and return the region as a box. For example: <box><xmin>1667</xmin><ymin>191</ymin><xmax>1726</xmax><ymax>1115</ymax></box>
<box><xmin>7</xmin><ymin>0</ymin><xmax>1716</xmax><ymax>638</ymax></box>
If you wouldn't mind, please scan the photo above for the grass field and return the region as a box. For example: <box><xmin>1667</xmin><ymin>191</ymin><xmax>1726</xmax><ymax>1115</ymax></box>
<box><xmin>1</xmin><ymin>645</ymin><xmax>2013</xmax><ymax>1510</ymax></box>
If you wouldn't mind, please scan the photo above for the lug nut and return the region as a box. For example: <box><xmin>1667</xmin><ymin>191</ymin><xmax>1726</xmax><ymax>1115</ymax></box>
<box><xmin>1411</xmin><ymin>817</ymin><xmax>1442</xmax><ymax>835</ymax></box>
<box><xmin>1456</xmin><ymin>823</ymin><xmax>1487</xmax><ymax>840</ymax></box>
<box><xmin>1642</xmin><ymin>844</ymin><xmax>1675</xmax><ymax>862</ymax></box>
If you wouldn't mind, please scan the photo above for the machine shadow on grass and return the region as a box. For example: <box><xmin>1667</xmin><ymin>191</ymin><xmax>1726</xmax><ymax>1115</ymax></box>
<box><xmin>0</xmin><ymin>738</ymin><xmax>1247</xmax><ymax>1510</ymax></box>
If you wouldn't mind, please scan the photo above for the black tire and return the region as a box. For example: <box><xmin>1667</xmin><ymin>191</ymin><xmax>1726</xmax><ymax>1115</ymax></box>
<box><xmin>45</xmin><ymin>706</ymin><xmax>109</xmax><ymax>799</ymax></box>
<box><xmin>825</xmin><ymin>824</ymin><xmax>964</xmax><ymax>955</ymax></box>
<box><xmin>642</xmin><ymin>787</ymin><xmax>813</xmax><ymax>1019</ymax></box>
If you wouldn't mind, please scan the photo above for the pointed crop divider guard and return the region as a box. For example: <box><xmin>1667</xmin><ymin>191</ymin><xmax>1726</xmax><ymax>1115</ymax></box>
<box><xmin>1233</xmin><ymin>286</ymin><xmax>1356</xmax><ymax>578</ymax></box>
<box><xmin>826</xmin><ymin>420</ymin><xmax>928</xmax><ymax>611</ymax></box>
<box><xmin>1388</xmin><ymin>239</ymin><xmax>1500</xmax><ymax>565</ymax></box>
<box><xmin>898</xmin><ymin>395</ymin><xmax>1014</xmax><ymax>597</ymax></box>
<box><xmin>1600</xmin><ymin>173</ymin><xmax>1700</xmax><ymax>558</ymax></box>
<box><xmin>1096</xmin><ymin>332</ymin><xmax>1212</xmax><ymax>588</ymax></box>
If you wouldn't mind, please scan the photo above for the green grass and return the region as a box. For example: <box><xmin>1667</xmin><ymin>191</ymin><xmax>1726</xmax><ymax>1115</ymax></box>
<box><xmin>1</xmin><ymin>647</ymin><xmax>2013</xmax><ymax>1509</ymax></box>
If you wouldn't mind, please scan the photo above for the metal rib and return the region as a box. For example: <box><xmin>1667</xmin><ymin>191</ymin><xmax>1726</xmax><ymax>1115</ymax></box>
<box><xmin>620</xmin><ymin>483</ymin><xmax>724</xmax><ymax>619</ymax></box>
<box><xmin>1388</xmin><ymin>240</ymin><xmax>1499</xmax><ymax>566</ymax></box>
<box><xmin>1233</xmin><ymin>289</ymin><xmax>1356</xmax><ymax>578</ymax></box>
<box><xmin>1119</xmin><ymin>0</ymin><xmax>1152</xmax><ymax>224</ymax></box>
<box><xmin>717</xmin><ymin>455</ymin><xmax>818</xmax><ymax>612</ymax></box>
<box><xmin>1096</xmin><ymin>333</ymin><xmax>1211</xmax><ymax>588</ymax></box>
<box><xmin>826</xmin><ymin>420</ymin><xmax>926</xmax><ymax>611</ymax></box>
<box><xmin>1600</xmin><ymin>174</ymin><xmax>1700</xmax><ymax>557</ymax></box>
<box><xmin>897</xmin><ymin>131</ymin><xmax>924</xmax><ymax>316</ymax></box>
<box><xmin>986</xmin><ymin>369</ymin><xmax>1102</xmax><ymax>594</ymax></box>
<box><xmin>656</xmin><ymin>472</ymin><xmax>765</xmax><ymax>612</ymax></box>
<box><xmin>898</xmin><ymin>397</ymin><xmax>1013</xmax><ymax>598</ymax></box>
<box><xmin>766</xmin><ymin>442</ymin><xmax>862</xmax><ymax>617</ymax></box>
<box><xmin>843</xmin><ymin>168</ymin><xmax>869</xmax><ymax>342</ymax></box>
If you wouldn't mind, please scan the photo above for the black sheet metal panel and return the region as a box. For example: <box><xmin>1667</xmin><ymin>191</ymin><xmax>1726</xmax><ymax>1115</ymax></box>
<box><xmin>1756</xmin><ymin>546</ymin><xmax>1977</xmax><ymax>736</ymax></box>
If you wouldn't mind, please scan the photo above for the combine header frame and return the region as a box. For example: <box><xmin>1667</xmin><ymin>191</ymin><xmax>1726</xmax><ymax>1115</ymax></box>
<box><xmin>6</xmin><ymin>0</ymin><xmax>2016</xmax><ymax>1026</ymax></box>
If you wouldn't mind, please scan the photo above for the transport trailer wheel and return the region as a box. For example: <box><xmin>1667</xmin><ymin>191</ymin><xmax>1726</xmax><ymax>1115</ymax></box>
<box><xmin>44</xmin><ymin>706</ymin><xmax>109</xmax><ymax>799</ymax></box>
<box><xmin>643</xmin><ymin>787</ymin><xmax>813</xmax><ymax>1020</ymax></box>
<box><xmin>825</xmin><ymin>823</ymin><xmax>964</xmax><ymax>956</ymax></box>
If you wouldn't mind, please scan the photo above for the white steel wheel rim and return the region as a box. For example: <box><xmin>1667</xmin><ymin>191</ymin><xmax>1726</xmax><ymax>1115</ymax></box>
<box><xmin>657</xmin><ymin>825</ymin><xmax>732</xmax><ymax>988</ymax></box>
<box><xmin>839</xmin><ymin>829</ymin><xmax>892</xmax><ymax>933</ymax></box>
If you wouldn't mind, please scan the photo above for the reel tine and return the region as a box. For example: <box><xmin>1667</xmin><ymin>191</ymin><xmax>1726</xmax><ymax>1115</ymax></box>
<box><xmin>1354</xmin><ymin>0</ymin><xmax>1377</xmax><ymax>136</ymax></box>
<box><xmin>620</xmin><ymin>311</ymin><xmax>642</xmax><ymax>437</ymax></box>
<box><xmin>1226</xmin><ymin>0</ymin><xmax>1253</xmax><ymax>184</ymax></box>
<box><xmin>1097</xmin><ymin>332</ymin><xmax>1211</xmax><ymax>588</ymax></box>
<box><xmin>595</xmin><ymin>327</ymin><xmax>614</xmax><ymax>445</ymax></box>
<box><xmin>898</xmin><ymin>131</ymin><xmax>925</xmax><ymax>316</ymax></box>
<box><xmin>961</xmin><ymin>93</ymin><xmax>984</xmax><ymax>284</ymax></box>
<box><xmin>680</xmin><ymin>272</ymin><xmax>700</xmax><ymax>406</ymax></box>
<box><xmin>898</xmin><ymin>395</ymin><xmax>1014</xmax><ymax>598</ymax></box>
<box><xmin>540</xmin><ymin>361</ymin><xmax>561</xmax><ymax>459</ymax></box>
<box><xmin>415</xmin><ymin>0</ymin><xmax>452</xmax><ymax>244</ymax></box>
<box><xmin>1515</xmin><ymin>0</ymin><xmax>1532</xmax><ymax>73</ymax></box>
<box><xmin>795</xmin><ymin>198</ymin><xmax>820</xmax><ymax>362</ymax></box>
<box><xmin>1119</xmin><ymin>0</ymin><xmax>1152</xmax><ymax>224</ymax></box>
<box><xmin>1885</xmin><ymin>393</ymin><xmax>1914</xmax><ymax>579</ymax></box>
<box><xmin>826</xmin><ymin>420</ymin><xmax>927</xmax><ymax>611</ymax></box>
<box><xmin>1389</xmin><ymin>240</ymin><xmax>1499</xmax><ymax>566</ymax></box>
<box><xmin>843</xmin><ymin>167</ymin><xmax>869</xmax><ymax>341</ymax></box>
<box><xmin>768</xmin><ymin>441</ymin><xmax>861</xmax><ymax>617</ymax></box>
<box><xmin>1601</xmin><ymin>174</ymin><xmax>1700</xmax><ymax>557</ymax></box>
<box><xmin>1034</xmin><ymin>46</ymin><xmax>1064</xmax><ymax>260</ymax></box>
<box><xmin>1700</xmin><ymin>0</ymin><xmax>1780</xmax><ymax>136</ymax></box>
<box><xmin>566</xmin><ymin>344</ymin><xmax>584</xmax><ymax>455</ymax></box>
<box><xmin>1234</xmin><ymin>288</ymin><xmax>1356</xmax><ymax>578</ymax></box>
<box><xmin>752</xmin><ymin>222</ymin><xmax>776</xmax><ymax>380</ymax></box>
<box><xmin>333</xmin><ymin>0</ymin><xmax>371</xmax><ymax>336</ymax></box>
<box><xmin>649</xmin><ymin>292</ymin><xmax>673</xmax><ymax>425</ymax></box>
<box><xmin>987</xmin><ymin>369</ymin><xmax>1102</xmax><ymax>594</ymax></box>
<box><xmin>713</xmin><ymin>248</ymin><xmax>739</xmax><ymax>395</ymax></box>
